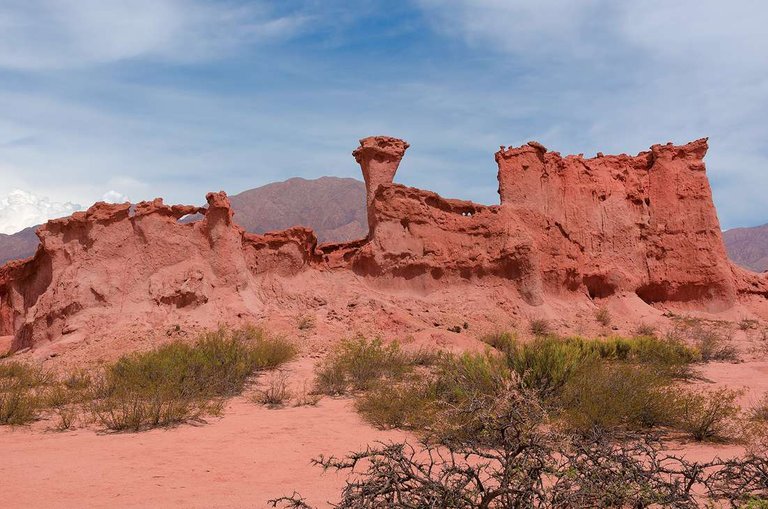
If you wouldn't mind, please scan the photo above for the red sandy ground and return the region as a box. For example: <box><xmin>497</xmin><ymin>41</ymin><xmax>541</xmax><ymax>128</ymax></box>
<box><xmin>1</xmin><ymin>354</ymin><xmax>765</xmax><ymax>509</ymax></box>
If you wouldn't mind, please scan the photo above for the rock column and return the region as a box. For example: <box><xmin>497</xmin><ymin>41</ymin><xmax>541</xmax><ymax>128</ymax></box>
<box><xmin>353</xmin><ymin>136</ymin><xmax>409</xmax><ymax>232</ymax></box>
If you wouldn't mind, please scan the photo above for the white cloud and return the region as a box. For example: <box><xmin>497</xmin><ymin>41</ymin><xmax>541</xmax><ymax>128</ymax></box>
<box><xmin>0</xmin><ymin>190</ymin><xmax>81</xmax><ymax>234</ymax></box>
<box><xmin>0</xmin><ymin>0</ymin><xmax>308</xmax><ymax>70</ymax></box>
<box><xmin>101</xmin><ymin>190</ymin><xmax>129</xmax><ymax>204</ymax></box>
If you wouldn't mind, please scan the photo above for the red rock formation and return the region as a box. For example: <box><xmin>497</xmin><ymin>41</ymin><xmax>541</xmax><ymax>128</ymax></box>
<box><xmin>353</xmin><ymin>136</ymin><xmax>409</xmax><ymax>232</ymax></box>
<box><xmin>1</xmin><ymin>135</ymin><xmax>766</xmax><ymax>353</ymax></box>
<box><xmin>495</xmin><ymin>138</ymin><xmax>737</xmax><ymax>310</ymax></box>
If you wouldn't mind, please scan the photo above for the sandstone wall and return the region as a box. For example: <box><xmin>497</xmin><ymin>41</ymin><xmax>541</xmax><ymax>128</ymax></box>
<box><xmin>0</xmin><ymin>135</ymin><xmax>765</xmax><ymax>352</ymax></box>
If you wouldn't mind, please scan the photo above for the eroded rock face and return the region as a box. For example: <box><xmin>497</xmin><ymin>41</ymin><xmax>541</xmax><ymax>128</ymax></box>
<box><xmin>495</xmin><ymin>138</ymin><xmax>737</xmax><ymax>309</ymax></box>
<box><xmin>1</xmin><ymin>135</ymin><xmax>765</xmax><ymax>352</ymax></box>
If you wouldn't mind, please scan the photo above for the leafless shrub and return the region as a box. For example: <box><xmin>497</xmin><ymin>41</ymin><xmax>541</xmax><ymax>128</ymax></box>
<box><xmin>271</xmin><ymin>386</ymin><xmax>717</xmax><ymax>508</ymax></box>
<box><xmin>293</xmin><ymin>382</ymin><xmax>321</xmax><ymax>407</ymax></box>
<box><xmin>255</xmin><ymin>372</ymin><xmax>292</xmax><ymax>408</ymax></box>
<box><xmin>634</xmin><ymin>323</ymin><xmax>658</xmax><ymax>337</ymax></box>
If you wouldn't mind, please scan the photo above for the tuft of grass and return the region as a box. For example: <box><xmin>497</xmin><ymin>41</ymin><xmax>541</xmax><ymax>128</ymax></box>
<box><xmin>91</xmin><ymin>326</ymin><xmax>295</xmax><ymax>431</ymax></box>
<box><xmin>529</xmin><ymin>318</ymin><xmax>551</xmax><ymax>337</ymax></box>
<box><xmin>296</xmin><ymin>314</ymin><xmax>315</xmax><ymax>331</ymax></box>
<box><xmin>480</xmin><ymin>331</ymin><xmax>516</xmax><ymax>353</ymax></box>
<box><xmin>313</xmin><ymin>337</ymin><xmax>412</xmax><ymax>395</ymax></box>
<box><xmin>595</xmin><ymin>307</ymin><xmax>611</xmax><ymax>326</ymax></box>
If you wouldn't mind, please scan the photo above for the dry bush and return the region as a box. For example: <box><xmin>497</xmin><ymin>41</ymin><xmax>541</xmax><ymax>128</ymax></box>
<box><xmin>255</xmin><ymin>371</ymin><xmax>292</xmax><ymax>408</ymax></box>
<box><xmin>751</xmin><ymin>393</ymin><xmax>768</xmax><ymax>422</ymax></box>
<box><xmin>272</xmin><ymin>386</ymin><xmax>729</xmax><ymax>509</ymax></box>
<box><xmin>669</xmin><ymin>320</ymin><xmax>739</xmax><ymax>362</ymax></box>
<box><xmin>293</xmin><ymin>382</ymin><xmax>321</xmax><ymax>407</ymax></box>
<box><xmin>634</xmin><ymin>323</ymin><xmax>658</xmax><ymax>337</ymax></box>
<box><xmin>740</xmin><ymin>318</ymin><xmax>759</xmax><ymax>331</ymax></box>
<box><xmin>594</xmin><ymin>307</ymin><xmax>611</xmax><ymax>326</ymax></box>
<box><xmin>669</xmin><ymin>387</ymin><xmax>744</xmax><ymax>442</ymax></box>
<box><xmin>295</xmin><ymin>314</ymin><xmax>315</xmax><ymax>331</ymax></box>
<box><xmin>529</xmin><ymin>318</ymin><xmax>551</xmax><ymax>336</ymax></box>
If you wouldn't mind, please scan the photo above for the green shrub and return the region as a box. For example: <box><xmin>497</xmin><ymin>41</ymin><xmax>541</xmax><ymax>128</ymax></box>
<box><xmin>505</xmin><ymin>335</ymin><xmax>698</xmax><ymax>395</ymax></box>
<box><xmin>669</xmin><ymin>387</ymin><xmax>743</xmax><ymax>442</ymax></box>
<box><xmin>505</xmin><ymin>336</ymin><xmax>594</xmax><ymax>395</ymax></box>
<box><xmin>480</xmin><ymin>331</ymin><xmax>516</xmax><ymax>353</ymax></box>
<box><xmin>0</xmin><ymin>362</ymin><xmax>50</xmax><ymax>425</ymax></box>
<box><xmin>91</xmin><ymin>327</ymin><xmax>295</xmax><ymax>431</ymax></box>
<box><xmin>559</xmin><ymin>362</ymin><xmax>672</xmax><ymax>431</ymax></box>
<box><xmin>314</xmin><ymin>337</ymin><xmax>411</xmax><ymax>394</ymax></box>
<box><xmin>355</xmin><ymin>351</ymin><xmax>513</xmax><ymax>441</ymax></box>
<box><xmin>355</xmin><ymin>377</ymin><xmax>437</xmax><ymax>430</ymax></box>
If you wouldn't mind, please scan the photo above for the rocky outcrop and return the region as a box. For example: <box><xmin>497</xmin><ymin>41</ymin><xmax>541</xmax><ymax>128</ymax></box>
<box><xmin>1</xmin><ymin>136</ymin><xmax>766</xmax><ymax>352</ymax></box>
<box><xmin>495</xmin><ymin>139</ymin><xmax>737</xmax><ymax>309</ymax></box>
<box><xmin>353</xmin><ymin>136</ymin><xmax>410</xmax><ymax>231</ymax></box>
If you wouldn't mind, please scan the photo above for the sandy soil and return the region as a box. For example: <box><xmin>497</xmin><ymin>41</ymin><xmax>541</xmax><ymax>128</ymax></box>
<box><xmin>0</xmin><ymin>396</ymin><xmax>407</xmax><ymax>509</ymax></box>
<box><xmin>1</xmin><ymin>350</ymin><xmax>766</xmax><ymax>508</ymax></box>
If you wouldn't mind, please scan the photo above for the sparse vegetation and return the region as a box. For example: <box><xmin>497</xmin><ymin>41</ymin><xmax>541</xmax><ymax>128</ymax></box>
<box><xmin>255</xmin><ymin>371</ymin><xmax>292</xmax><ymax>408</ymax></box>
<box><xmin>90</xmin><ymin>326</ymin><xmax>295</xmax><ymax>431</ymax></box>
<box><xmin>669</xmin><ymin>387</ymin><xmax>743</xmax><ymax>442</ymax></box>
<box><xmin>296</xmin><ymin>314</ymin><xmax>315</xmax><ymax>331</ymax></box>
<box><xmin>293</xmin><ymin>382</ymin><xmax>321</xmax><ymax>407</ymax></box>
<box><xmin>0</xmin><ymin>362</ymin><xmax>51</xmax><ymax>425</ymax></box>
<box><xmin>594</xmin><ymin>306</ymin><xmax>611</xmax><ymax>326</ymax></box>
<box><xmin>529</xmin><ymin>318</ymin><xmax>551</xmax><ymax>336</ymax></box>
<box><xmin>313</xmin><ymin>337</ymin><xmax>414</xmax><ymax>395</ymax></box>
<box><xmin>634</xmin><ymin>323</ymin><xmax>657</xmax><ymax>337</ymax></box>
<box><xmin>668</xmin><ymin>318</ymin><xmax>739</xmax><ymax>362</ymax></box>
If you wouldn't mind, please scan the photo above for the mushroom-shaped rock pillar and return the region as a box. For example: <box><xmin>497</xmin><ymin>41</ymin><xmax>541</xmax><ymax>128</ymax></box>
<box><xmin>353</xmin><ymin>136</ymin><xmax>410</xmax><ymax>232</ymax></box>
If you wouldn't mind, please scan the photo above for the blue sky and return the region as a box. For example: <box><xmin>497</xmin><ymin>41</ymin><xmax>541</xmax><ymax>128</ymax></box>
<box><xmin>0</xmin><ymin>0</ymin><xmax>766</xmax><ymax>233</ymax></box>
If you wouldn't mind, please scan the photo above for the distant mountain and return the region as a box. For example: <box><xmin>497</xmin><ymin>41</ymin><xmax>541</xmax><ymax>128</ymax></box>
<box><xmin>723</xmin><ymin>224</ymin><xmax>768</xmax><ymax>273</ymax></box>
<box><xmin>227</xmin><ymin>176</ymin><xmax>367</xmax><ymax>243</ymax></box>
<box><xmin>0</xmin><ymin>177</ymin><xmax>368</xmax><ymax>266</ymax></box>
<box><xmin>0</xmin><ymin>227</ymin><xmax>39</xmax><ymax>265</ymax></box>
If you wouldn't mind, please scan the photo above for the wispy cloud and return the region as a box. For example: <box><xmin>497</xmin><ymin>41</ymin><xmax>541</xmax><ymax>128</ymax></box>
<box><xmin>415</xmin><ymin>0</ymin><xmax>768</xmax><ymax>229</ymax></box>
<box><xmin>0</xmin><ymin>0</ymin><xmax>308</xmax><ymax>70</ymax></box>
<box><xmin>0</xmin><ymin>0</ymin><xmax>764</xmax><ymax>234</ymax></box>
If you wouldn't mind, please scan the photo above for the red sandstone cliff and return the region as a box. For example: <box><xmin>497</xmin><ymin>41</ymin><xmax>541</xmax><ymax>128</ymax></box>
<box><xmin>1</xmin><ymin>136</ymin><xmax>765</xmax><ymax>353</ymax></box>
